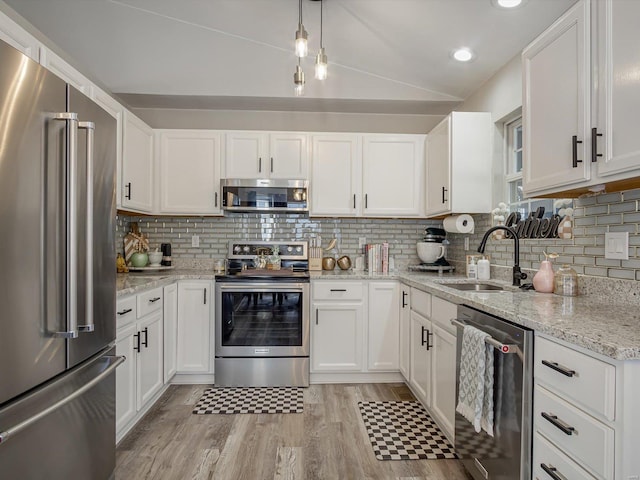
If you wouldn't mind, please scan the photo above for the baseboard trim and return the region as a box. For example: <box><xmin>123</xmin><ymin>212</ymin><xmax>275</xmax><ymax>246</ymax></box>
<box><xmin>310</xmin><ymin>371</ymin><xmax>404</xmax><ymax>384</ymax></box>
<box><xmin>170</xmin><ymin>373</ymin><xmax>216</xmax><ymax>384</ymax></box>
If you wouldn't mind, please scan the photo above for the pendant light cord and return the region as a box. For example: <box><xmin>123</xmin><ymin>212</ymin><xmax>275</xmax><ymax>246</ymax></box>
<box><xmin>299</xmin><ymin>0</ymin><xmax>302</xmax><ymax>24</ymax></box>
<box><xmin>320</xmin><ymin>0</ymin><xmax>323</xmax><ymax>47</ymax></box>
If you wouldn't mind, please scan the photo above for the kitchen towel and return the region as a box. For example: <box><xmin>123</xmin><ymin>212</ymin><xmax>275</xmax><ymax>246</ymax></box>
<box><xmin>456</xmin><ymin>324</ymin><xmax>494</xmax><ymax>437</ymax></box>
<box><xmin>443</xmin><ymin>214</ymin><xmax>475</xmax><ymax>234</ymax></box>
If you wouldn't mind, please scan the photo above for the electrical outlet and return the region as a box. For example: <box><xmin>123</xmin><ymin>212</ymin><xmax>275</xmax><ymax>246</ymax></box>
<box><xmin>191</xmin><ymin>234</ymin><xmax>200</xmax><ymax>247</ymax></box>
<box><xmin>605</xmin><ymin>232</ymin><xmax>628</xmax><ymax>260</ymax></box>
<box><xmin>359</xmin><ymin>237</ymin><xmax>367</xmax><ymax>248</ymax></box>
<box><xmin>464</xmin><ymin>237</ymin><xmax>470</xmax><ymax>250</ymax></box>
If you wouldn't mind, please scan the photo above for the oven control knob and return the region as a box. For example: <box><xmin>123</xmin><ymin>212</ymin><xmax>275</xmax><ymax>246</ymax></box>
<box><xmin>287</xmin><ymin>246</ymin><xmax>293</xmax><ymax>252</ymax></box>
<box><xmin>233</xmin><ymin>245</ymin><xmax>241</xmax><ymax>253</ymax></box>
<box><xmin>296</xmin><ymin>246</ymin><xmax>302</xmax><ymax>252</ymax></box>
<box><xmin>243</xmin><ymin>246</ymin><xmax>250</xmax><ymax>253</ymax></box>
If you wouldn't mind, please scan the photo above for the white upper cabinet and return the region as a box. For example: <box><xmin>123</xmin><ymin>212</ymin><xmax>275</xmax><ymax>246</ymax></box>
<box><xmin>425</xmin><ymin>112</ymin><xmax>492</xmax><ymax>217</ymax></box>
<box><xmin>310</xmin><ymin>134</ymin><xmax>362</xmax><ymax>216</ymax></box>
<box><xmin>157</xmin><ymin>130</ymin><xmax>222</xmax><ymax>215</ymax></box>
<box><xmin>224</xmin><ymin>131</ymin><xmax>308</xmax><ymax>179</ymax></box>
<box><xmin>523</xmin><ymin>0</ymin><xmax>640</xmax><ymax>197</ymax></box>
<box><xmin>40</xmin><ymin>47</ymin><xmax>92</xmax><ymax>96</ymax></box>
<box><xmin>593</xmin><ymin>0</ymin><xmax>640</xmax><ymax>179</ymax></box>
<box><xmin>122</xmin><ymin>111</ymin><xmax>154</xmax><ymax>213</ymax></box>
<box><xmin>0</xmin><ymin>10</ymin><xmax>40</xmax><ymax>61</ymax></box>
<box><xmin>523</xmin><ymin>0</ymin><xmax>591</xmax><ymax>196</ymax></box>
<box><xmin>362</xmin><ymin>135</ymin><xmax>425</xmax><ymax>217</ymax></box>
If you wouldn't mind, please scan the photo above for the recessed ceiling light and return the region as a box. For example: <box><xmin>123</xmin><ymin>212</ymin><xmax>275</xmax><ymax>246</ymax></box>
<box><xmin>493</xmin><ymin>0</ymin><xmax>524</xmax><ymax>8</ymax></box>
<box><xmin>452</xmin><ymin>48</ymin><xmax>474</xmax><ymax>62</ymax></box>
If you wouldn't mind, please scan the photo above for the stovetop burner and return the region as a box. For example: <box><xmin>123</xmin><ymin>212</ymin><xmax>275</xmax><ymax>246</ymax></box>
<box><xmin>219</xmin><ymin>240</ymin><xmax>309</xmax><ymax>281</ymax></box>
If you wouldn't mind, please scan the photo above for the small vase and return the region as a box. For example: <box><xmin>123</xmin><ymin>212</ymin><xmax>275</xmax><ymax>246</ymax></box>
<box><xmin>130</xmin><ymin>252</ymin><xmax>149</xmax><ymax>267</ymax></box>
<box><xmin>533</xmin><ymin>260</ymin><xmax>555</xmax><ymax>293</ymax></box>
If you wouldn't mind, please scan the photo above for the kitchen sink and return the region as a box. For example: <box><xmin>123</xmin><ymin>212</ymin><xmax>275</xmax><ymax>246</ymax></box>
<box><xmin>444</xmin><ymin>282</ymin><xmax>505</xmax><ymax>292</ymax></box>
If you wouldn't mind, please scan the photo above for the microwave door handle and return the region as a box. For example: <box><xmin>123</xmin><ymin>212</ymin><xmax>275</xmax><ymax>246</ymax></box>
<box><xmin>77</xmin><ymin>121</ymin><xmax>95</xmax><ymax>332</ymax></box>
<box><xmin>53</xmin><ymin>113</ymin><xmax>79</xmax><ymax>339</ymax></box>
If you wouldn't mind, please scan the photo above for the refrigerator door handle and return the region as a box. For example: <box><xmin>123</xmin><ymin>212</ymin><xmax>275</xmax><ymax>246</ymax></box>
<box><xmin>78</xmin><ymin>121</ymin><xmax>95</xmax><ymax>333</ymax></box>
<box><xmin>0</xmin><ymin>355</ymin><xmax>125</xmax><ymax>446</ymax></box>
<box><xmin>53</xmin><ymin>112</ymin><xmax>79</xmax><ymax>339</ymax></box>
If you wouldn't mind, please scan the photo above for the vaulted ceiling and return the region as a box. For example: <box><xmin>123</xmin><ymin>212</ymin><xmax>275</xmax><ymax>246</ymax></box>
<box><xmin>4</xmin><ymin>0</ymin><xmax>575</xmax><ymax>112</ymax></box>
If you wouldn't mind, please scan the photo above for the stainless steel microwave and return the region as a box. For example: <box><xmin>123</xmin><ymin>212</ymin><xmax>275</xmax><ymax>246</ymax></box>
<box><xmin>221</xmin><ymin>179</ymin><xmax>309</xmax><ymax>213</ymax></box>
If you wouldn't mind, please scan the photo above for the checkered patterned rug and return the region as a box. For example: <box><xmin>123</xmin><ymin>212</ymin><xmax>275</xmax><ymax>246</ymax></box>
<box><xmin>192</xmin><ymin>387</ymin><xmax>304</xmax><ymax>414</ymax></box>
<box><xmin>358</xmin><ymin>401</ymin><xmax>457</xmax><ymax>461</ymax></box>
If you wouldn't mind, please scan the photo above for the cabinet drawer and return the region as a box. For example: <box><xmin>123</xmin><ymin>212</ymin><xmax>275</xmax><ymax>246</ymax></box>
<box><xmin>116</xmin><ymin>296</ymin><xmax>137</xmax><ymax>327</ymax></box>
<box><xmin>431</xmin><ymin>296</ymin><xmax>457</xmax><ymax>334</ymax></box>
<box><xmin>535</xmin><ymin>336</ymin><xmax>615</xmax><ymax>420</ymax></box>
<box><xmin>534</xmin><ymin>385</ymin><xmax>614</xmax><ymax>479</ymax></box>
<box><xmin>533</xmin><ymin>432</ymin><xmax>597</xmax><ymax>480</ymax></box>
<box><xmin>137</xmin><ymin>287</ymin><xmax>164</xmax><ymax>318</ymax></box>
<box><xmin>410</xmin><ymin>287</ymin><xmax>431</xmax><ymax>318</ymax></box>
<box><xmin>312</xmin><ymin>281</ymin><xmax>364</xmax><ymax>301</ymax></box>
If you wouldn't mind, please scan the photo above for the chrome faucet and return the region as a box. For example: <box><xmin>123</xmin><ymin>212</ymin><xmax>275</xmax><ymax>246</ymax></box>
<box><xmin>478</xmin><ymin>225</ymin><xmax>528</xmax><ymax>287</ymax></box>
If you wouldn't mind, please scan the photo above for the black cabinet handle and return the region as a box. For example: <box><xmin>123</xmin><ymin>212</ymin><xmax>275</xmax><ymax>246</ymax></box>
<box><xmin>215</xmin><ymin>191</ymin><xmax>218</xmax><ymax>207</ymax></box>
<box><xmin>402</xmin><ymin>291</ymin><xmax>408</xmax><ymax>308</ymax></box>
<box><xmin>541</xmin><ymin>412</ymin><xmax>575</xmax><ymax>435</ymax></box>
<box><xmin>592</xmin><ymin>127</ymin><xmax>603</xmax><ymax>163</ymax></box>
<box><xmin>134</xmin><ymin>332</ymin><xmax>140</xmax><ymax>353</ymax></box>
<box><xmin>353</xmin><ymin>194</ymin><xmax>356</xmax><ymax>209</ymax></box>
<box><xmin>125</xmin><ymin>182</ymin><xmax>132</xmax><ymax>200</ymax></box>
<box><xmin>442</xmin><ymin>186</ymin><xmax>448</xmax><ymax>204</ymax></box>
<box><xmin>204</xmin><ymin>288</ymin><xmax>207</xmax><ymax>305</ymax></box>
<box><xmin>117</xmin><ymin>308</ymin><xmax>132</xmax><ymax>316</ymax></box>
<box><xmin>142</xmin><ymin>327</ymin><xmax>148</xmax><ymax>348</ymax></box>
<box><xmin>365</xmin><ymin>194</ymin><xmax>368</xmax><ymax>208</ymax></box>
<box><xmin>270</xmin><ymin>157</ymin><xmax>273</xmax><ymax>173</ymax></box>
<box><xmin>426</xmin><ymin>329</ymin><xmax>432</xmax><ymax>350</ymax></box>
<box><xmin>540</xmin><ymin>463</ymin><xmax>567</xmax><ymax>480</ymax></box>
<box><xmin>421</xmin><ymin>326</ymin><xmax>432</xmax><ymax>350</ymax></box>
<box><xmin>542</xmin><ymin>360</ymin><xmax>575</xmax><ymax>377</ymax></box>
<box><xmin>316</xmin><ymin>308</ymin><xmax>319</xmax><ymax>325</ymax></box>
<box><xmin>572</xmin><ymin>135</ymin><xmax>583</xmax><ymax>167</ymax></box>
<box><xmin>330</xmin><ymin>289</ymin><xmax>347</xmax><ymax>292</ymax></box>
<box><xmin>148</xmin><ymin>297</ymin><xmax>161</xmax><ymax>303</ymax></box>
<box><xmin>258</xmin><ymin>157</ymin><xmax>262</xmax><ymax>172</ymax></box>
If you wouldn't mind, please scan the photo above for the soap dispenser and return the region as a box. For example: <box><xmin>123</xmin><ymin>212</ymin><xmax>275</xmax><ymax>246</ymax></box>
<box><xmin>477</xmin><ymin>256</ymin><xmax>490</xmax><ymax>281</ymax></box>
<box><xmin>467</xmin><ymin>257</ymin><xmax>478</xmax><ymax>280</ymax></box>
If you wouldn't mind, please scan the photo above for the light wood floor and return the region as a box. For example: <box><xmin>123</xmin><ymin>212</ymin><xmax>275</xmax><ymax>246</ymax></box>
<box><xmin>115</xmin><ymin>383</ymin><xmax>472</xmax><ymax>480</ymax></box>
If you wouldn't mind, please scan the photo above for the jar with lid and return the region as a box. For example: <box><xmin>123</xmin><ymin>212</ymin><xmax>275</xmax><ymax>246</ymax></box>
<box><xmin>554</xmin><ymin>264</ymin><xmax>579</xmax><ymax>296</ymax></box>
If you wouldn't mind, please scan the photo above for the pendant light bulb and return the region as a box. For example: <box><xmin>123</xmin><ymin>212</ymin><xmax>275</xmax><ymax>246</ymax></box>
<box><xmin>295</xmin><ymin>24</ymin><xmax>308</xmax><ymax>57</ymax></box>
<box><xmin>294</xmin><ymin>64</ymin><xmax>305</xmax><ymax>96</ymax></box>
<box><xmin>315</xmin><ymin>47</ymin><xmax>328</xmax><ymax>80</ymax></box>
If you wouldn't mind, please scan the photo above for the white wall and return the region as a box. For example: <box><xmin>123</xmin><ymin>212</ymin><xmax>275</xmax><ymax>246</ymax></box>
<box><xmin>456</xmin><ymin>54</ymin><xmax>523</xmax><ymax>205</ymax></box>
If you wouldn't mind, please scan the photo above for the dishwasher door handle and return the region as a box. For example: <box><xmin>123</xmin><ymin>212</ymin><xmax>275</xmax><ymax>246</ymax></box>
<box><xmin>451</xmin><ymin>318</ymin><xmax>519</xmax><ymax>354</ymax></box>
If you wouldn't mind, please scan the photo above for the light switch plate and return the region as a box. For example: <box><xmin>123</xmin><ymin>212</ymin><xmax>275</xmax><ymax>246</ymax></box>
<box><xmin>604</xmin><ymin>232</ymin><xmax>628</xmax><ymax>260</ymax></box>
<box><xmin>191</xmin><ymin>234</ymin><xmax>200</xmax><ymax>247</ymax></box>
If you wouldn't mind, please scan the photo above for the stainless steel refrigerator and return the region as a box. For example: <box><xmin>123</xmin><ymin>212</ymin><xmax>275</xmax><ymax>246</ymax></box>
<box><xmin>0</xmin><ymin>39</ymin><xmax>122</xmax><ymax>479</ymax></box>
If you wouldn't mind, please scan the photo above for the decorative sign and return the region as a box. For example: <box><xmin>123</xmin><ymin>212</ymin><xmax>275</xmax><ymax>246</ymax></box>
<box><xmin>503</xmin><ymin>207</ymin><xmax>566</xmax><ymax>239</ymax></box>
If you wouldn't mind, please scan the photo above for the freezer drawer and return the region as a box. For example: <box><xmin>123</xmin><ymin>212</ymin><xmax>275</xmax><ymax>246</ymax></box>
<box><xmin>0</xmin><ymin>349</ymin><xmax>123</xmax><ymax>480</ymax></box>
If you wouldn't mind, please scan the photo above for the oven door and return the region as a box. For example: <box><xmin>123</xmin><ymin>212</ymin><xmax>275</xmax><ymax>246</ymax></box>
<box><xmin>215</xmin><ymin>281</ymin><xmax>310</xmax><ymax>357</ymax></box>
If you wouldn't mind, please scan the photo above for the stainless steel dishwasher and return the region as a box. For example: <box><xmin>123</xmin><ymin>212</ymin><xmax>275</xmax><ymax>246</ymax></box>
<box><xmin>452</xmin><ymin>305</ymin><xmax>533</xmax><ymax>480</ymax></box>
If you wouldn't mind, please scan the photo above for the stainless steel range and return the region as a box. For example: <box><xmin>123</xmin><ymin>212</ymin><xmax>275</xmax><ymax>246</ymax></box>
<box><xmin>214</xmin><ymin>241</ymin><xmax>309</xmax><ymax>387</ymax></box>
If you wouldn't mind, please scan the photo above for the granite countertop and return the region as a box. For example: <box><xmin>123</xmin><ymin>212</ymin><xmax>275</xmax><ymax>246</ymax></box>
<box><xmin>117</xmin><ymin>269</ymin><xmax>640</xmax><ymax>361</ymax></box>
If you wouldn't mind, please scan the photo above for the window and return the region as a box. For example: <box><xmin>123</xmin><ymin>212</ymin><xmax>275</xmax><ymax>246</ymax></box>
<box><xmin>504</xmin><ymin>116</ymin><xmax>553</xmax><ymax>219</ymax></box>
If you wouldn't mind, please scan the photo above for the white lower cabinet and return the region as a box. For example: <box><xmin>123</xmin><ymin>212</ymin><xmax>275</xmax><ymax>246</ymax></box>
<box><xmin>176</xmin><ymin>280</ymin><xmax>213</xmax><ymax>374</ymax></box>
<box><xmin>409</xmin><ymin>310</ymin><xmax>432</xmax><ymax>407</ymax></box>
<box><xmin>115</xmin><ymin>288</ymin><xmax>164</xmax><ymax>442</ymax></box>
<box><xmin>163</xmin><ymin>283</ymin><xmax>178</xmax><ymax>383</ymax></box>
<box><xmin>367</xmin><ymin>281</ymin><xmax>399</xmax><ymax>371</ymax></box>
<box><xmin>430</xmin><ymin>323</ymin><xmax>456</xmax><ymax>440</ymax></box>
<box><xmin>399</xmin><ymin>284</ymin><xmax>411</xmax><ymax>380</ymax></box>
<box><xmin>311</xmin><ymin>281</ymin><xmax>364</xmax><ymax>372</ymax></box>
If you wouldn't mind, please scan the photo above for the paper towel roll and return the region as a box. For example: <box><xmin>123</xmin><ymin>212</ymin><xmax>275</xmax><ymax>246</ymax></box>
<box><xmin>443</xmin><ymin>214</ymin><xmax>475</xmax><ymax>234</ymax></box>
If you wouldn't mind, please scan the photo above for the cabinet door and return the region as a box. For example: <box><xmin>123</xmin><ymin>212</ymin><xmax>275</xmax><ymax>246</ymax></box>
<box><xmin>269</xmin><ymin>133</ymin><xmax>308</xmax><ymax>179</ymax></box>
<box><xmin>158</xmin><ymin>130</ymin><xmax>222</xmax><ymax>214</ymax></box>
<box><xmin>594</xmin><ymin>0</ymin><xmax>640</xmax><ymax>178</ymax></box>
<box><xmin>522</xmin><ymin>0</ymin><xmax>591</xmax><ymax>196</ymax></box>
<box><xmin>311</xmin><ymin>302</ymin><xmax>364</xmax><ymax>372</ymax></box>
<box><xmin>362</xmin><ymin>135</ymin><xmax>424</xmax><ymax>216</ymax></box>
<box><xmin>425</xmin><ymin>117</ymin><xmax>451</xmax><ymax>216</ymax></box>
<box><xmin>122</xmin><ymin>111</ymin><xmax>154</xmax><ymax>212</ymax></box>
<box><xmin>367</xmin><ymin>282</ymin><xmax>399</xmax><ymax>371</ymax></box>
<box><xmin>0</xmin><ymin>11</ymin><xmax>40</xmax><ymax>61</ymax></box>
<box><xmin>136</xmin><ymin>311</ymin><xmax>164</xmax><ymax>409</ymax></box>
<box><xmin>430</xmin><ymin>324</ymin><xmax>456</xmax><ymax>441</ymax></box>
<box><xmin>163</xmin><ymin>283</ymin><xmax>178</xmax><ymax>383</ymax></box>
<box><xmin>399</xmin><ymin>285</ymin><xmax>411</xmax><ymax>380</ymax></box>
<box><xmin>115</xmin><ymin>323</ymin><xmax>137</xmax><ymax>435</ymax></box>
<box><xmin>310</xmin><ymin>135</ymin><xmax>362</xmax><ymax>216</ymax></box>
<box><xmin>410</xmin><ymin>311</ymin><xmax>432</xmax><ymax>407</ymax></box>
<box><xmin>224</xmin><ymin>132</ymin><xmax>267</xmax><ymax>178</ymax></box>
<box><xmin>177</xmin><ymin>281</ymin><xmax>212</xmax><ymax>373</ymax></box>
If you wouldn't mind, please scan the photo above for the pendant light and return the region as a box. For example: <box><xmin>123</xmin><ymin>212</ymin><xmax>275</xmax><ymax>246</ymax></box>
<box><xmin>294</xmin><ymin>59</ymin><xmax>305</xmax><ymax>96</ymax></box>
<box><xmin>314</xmin><ymin>0</ymin><xmax>328</xmax><ymax>80</ymax></box>
<box><xmin>295</xmin><ymin>0</ymin><xmax>308</xmax><ymax>57</ymax></box>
